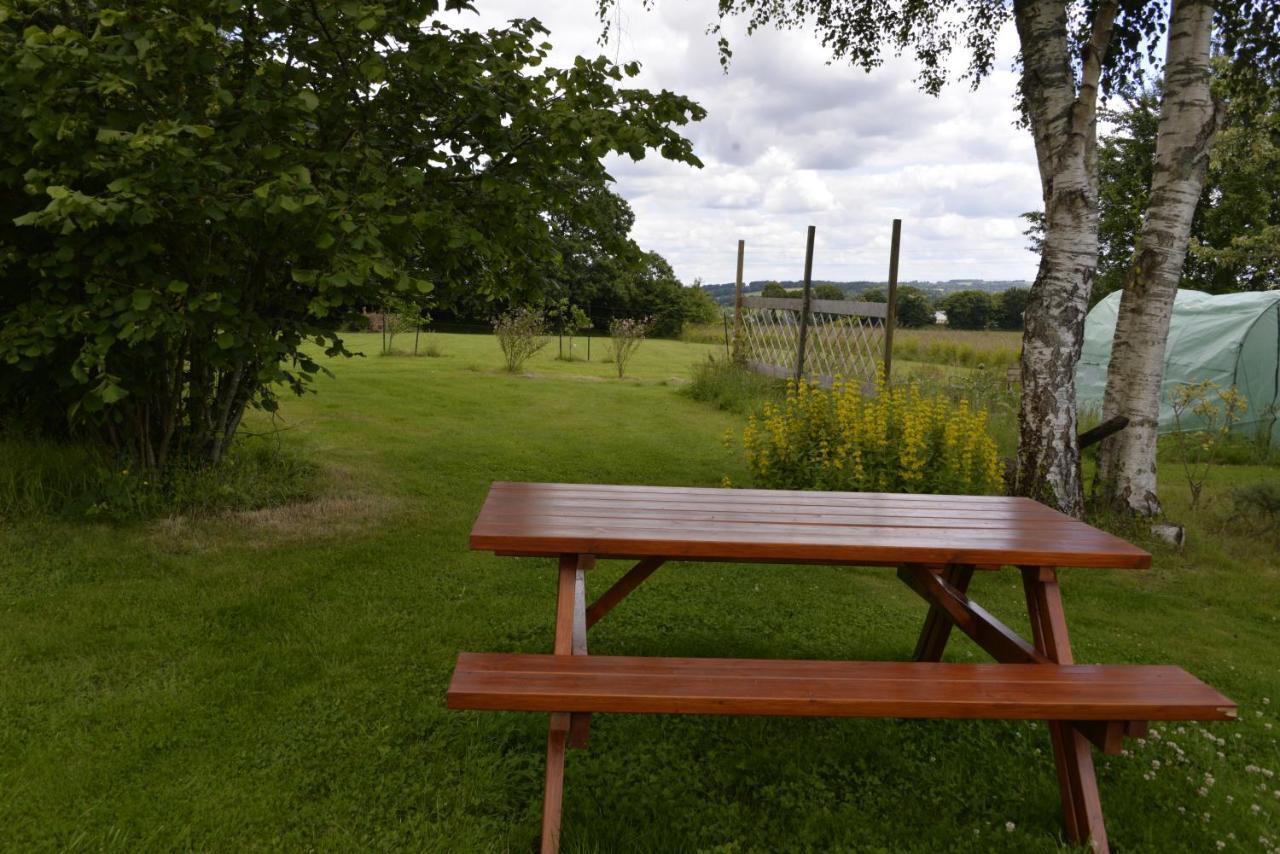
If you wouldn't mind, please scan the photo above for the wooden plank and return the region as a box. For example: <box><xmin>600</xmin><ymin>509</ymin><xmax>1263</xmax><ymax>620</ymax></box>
<box><xmin>898</xmin><ymin>567</ymin><xmax>1048</xmax><ymax>664</ymax></box>
<box><xmin>541</xmin><ymin>713</ymin><xmax>568</xmax><ymax>854</ymax></box>
<box><xmin>568</xmin><ymin>555</ymin><xmax>591</xmax><ymax>748</ymax></box>
<box><xmin>744</xmin><ymin>359</ymin><xmax>793</xmax><ymax>380</ymax></box>
<box><xmin>732</xmin><ymin>240</ymin><xmax>745</xmax><ymax>361</ymax></box>
<box><xmin>472</xmin><ymin>483</ymin><xmax>1153</xmax><ymax>569</ymax></box>
<box><xmin>811</xmin><ymin>298</ymin><xmax>888</xmax><ymax>317</ymax></box>
<box><xmin>911</xmin><ymin>564</ymin><xmax>975</xmax><ymax>661</ymax></box>
<box><xmin>479</xmin><ymin>492</ymin><xmax>1066</xmax><ymax>516</ymax></box>
<box><xmin>795</xmin><ymin>227</ymin><xmax>816</xmax><ymax>383</ymax></box>
<box><xmin>482</xmin><ymin>507</ymin><xmax>1066</xmax><ymax>531</ymax></box>
<box><xmin>1071</xmin><ymin>720</ymin><xmax>1131</xmax><ymax>756</ymax></box>
<box><xmin>477</xmin><ymin>529</ymin><xmax>1148</xmax><ymax>567</ymax></box>
<box><xmin>1022</xmin><ymin>566</ymin><xmax>1108</xmax><ymax>853</ymax></box>
<box><xmin>486</xmin><ymin>481</ymin><xmax>1049</xmax><ymax>504</ymax></box>
<box><xmin>884</xmin><ymin>218</ymin><xmax>901</xmax><ymax>382</ymax></box>
<box><xmin>585</xmin><ymin>558</ymin><xmax>665</xmax><ymax>628</ymax></box>
<box><xmin>742</xmin><ymin>295</ymin><xmax>888</xmax><ymax>318</ymax></box>
<box><xmin>448</xmin><ymin>653</ymin><xmax>1238</xmax><ymax>721</ymax></box>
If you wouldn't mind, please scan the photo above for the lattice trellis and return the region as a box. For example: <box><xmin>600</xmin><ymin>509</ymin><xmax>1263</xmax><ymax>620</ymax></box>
<box><xmin>737</xmin><ymin>296</ymin><xmax>889</xmax><ymax>392</ymax></box>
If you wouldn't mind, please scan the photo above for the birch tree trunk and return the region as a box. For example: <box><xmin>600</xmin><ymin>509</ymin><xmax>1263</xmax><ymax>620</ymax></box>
<box><xmin>1095</xmin><ymin>0</ymin><xmax>1219</xmax><ymax>515</ymax></box>
<box><xmin>1012</xmin><ymin>0</ymin><xmax>1116</xmax><ymax>518</ymax></box>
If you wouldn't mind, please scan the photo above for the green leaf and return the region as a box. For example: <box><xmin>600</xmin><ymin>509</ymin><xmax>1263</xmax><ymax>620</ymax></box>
<box><xmin>315</xmin><ymin>232</ymin><xmax>335</xmax><ymax>249</ymax></box>
<box><xmin>132</xmin><ymin>291</ymin><xmax>153</xmax><ymax>310</ymax></box>
<box><xmin>296</xmin><ymin>90</ymin><xmax>319</xmax><ymax>112</ymax></box>
<box><xmin>46</xmin><ymin>185</ymin><xmax>70</xmax><ymax>200</ymax></box>
<box><xmin>98</xmin><ymin>382</ymin><xmax>129</xmax><ymax>404</ymax></box>
<box><xmin>216</xmin><ymin>331</ymin><xmax>236</xmax><ymax>349</ymax></box>
<box><xmin>167</xmin><ymin>280</ymin><xmax>189</xmax><ymax>294</ymax></box>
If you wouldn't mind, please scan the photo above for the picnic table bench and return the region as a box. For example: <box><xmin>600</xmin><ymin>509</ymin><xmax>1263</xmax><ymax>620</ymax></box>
<box><xmin>448</xmin><ymin>482</ymin><xmax>1236</xmax><ymax>853</ymax></box>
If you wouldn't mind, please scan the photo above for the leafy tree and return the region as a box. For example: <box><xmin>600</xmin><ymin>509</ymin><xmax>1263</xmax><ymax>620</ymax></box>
<box><xmin>813</xmin><ymin>283</ymin><xmax>845</xmax><ymax>301</ymax></box>
<box><xmin>941</xmin><ymin>291</ymin><xmax>993</xmax><ymax>330</ymax></box>
<box><xmin>760</xmin><ymin>282</ymin><xmax>790</xmax><ymax>298</ymax></box>
<box><xmin>996</xmin><ymin>288</ymin><xmax>1031</xmax><ymax>330</ymax></box>
<box><xmin>681</xmin><ymin>285</ymin><xmax>722</xmax><ymax>326</ymax></box>
<box><xmin>1087</xmin><ymin>79</ymin><xmax>1280</xmax><ymax>300</ymax></box>
<box><xmin>0</xmin><ymin>2</ymin><xmax>703</xmax><ymax>466</ymax></box>
<box><xmin>860</xmin><ymin>288</ymin><xmax>886</xmax><ymax>303</ymax></box>
<box><xmin>1096</xmin><ymin>6</ymin><xmax>1280</xmax><ymax>517</ymax></box>
<box><xmin>895</xmin><ymin>286</ymin><xmax>936</xmax><ymax>328</ymax></box>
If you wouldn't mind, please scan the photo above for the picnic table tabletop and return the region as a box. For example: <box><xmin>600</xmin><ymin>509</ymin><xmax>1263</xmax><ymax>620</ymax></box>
<box><xmin>470</xmin><ymin>481</ymin><xmax>1152</xmax><ymax>569</ymax></box>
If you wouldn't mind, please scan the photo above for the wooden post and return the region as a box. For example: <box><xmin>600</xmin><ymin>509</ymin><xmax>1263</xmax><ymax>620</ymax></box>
<box><xmin>884</xmin><ymin>219</ymin><xmax>901</xmax><ymax>385</ymax></box>
<box><xmin>794</xmin><ymin>226</ymin><xmax>816</xmax><ymax>383</ymax></box>
<box><xmin>732</xmin><ymin>239</ymin><xmax>745</xmax><ymax>361</ymax></box>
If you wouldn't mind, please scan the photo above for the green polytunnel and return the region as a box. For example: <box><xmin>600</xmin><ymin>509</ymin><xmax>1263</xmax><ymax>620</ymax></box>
<box><xmin>1077</xmin><ymin>289</ymin><xmax>1280</xmax><ymax>445</ymax></box>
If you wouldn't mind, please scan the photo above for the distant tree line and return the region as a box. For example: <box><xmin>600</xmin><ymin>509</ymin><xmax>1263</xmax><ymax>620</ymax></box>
<box><xmin>754</xmin><ymin>280</ymin><xmax>1030</xmax><ymax>331</ymax></box>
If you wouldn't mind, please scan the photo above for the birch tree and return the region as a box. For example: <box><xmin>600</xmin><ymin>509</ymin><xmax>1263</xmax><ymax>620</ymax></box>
<box><xmin>1094</xmin><ymin>0</ymin><xmax>1219</xmax><ymax>515</ymax></box>
<box><xmin>599</xmin><ymin>0</ymin><xmax>1161</xmax><ymax>515</ymax></box>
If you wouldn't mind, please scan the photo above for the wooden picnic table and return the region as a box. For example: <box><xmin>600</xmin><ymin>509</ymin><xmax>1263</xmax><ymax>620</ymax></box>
<box><xmin>449</xmin><ymin>482</ymin><xmax>1236</xmax><ymax>853</ymax></box>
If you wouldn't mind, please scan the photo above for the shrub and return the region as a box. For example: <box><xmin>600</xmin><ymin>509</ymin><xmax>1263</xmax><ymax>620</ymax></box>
<box><xmin>761</xmin><ymin>282</ymin><xmax>790</xmax><ymax>298</ymax></box>
<box><xmin>681</xmin><ymin>285</ymin><xmax>722</xmax><ymax>324</ymax></box>
<box><xmin>813</xmin><ymin>283</ymin><xmax>845</xmax><ymax>301</ymax></box>
<box><xmin>941</xmin><ymin>290</ymin><xmax>995</xmax><ymax>329</ymax></box>
<box><xmin>683</xmin><ymin>356</ymin><xmax>783</xmax><ymax>414</ymax></box>
<box><xmin>1169</xmin><ymin>380</ymin><xmax>1248</xmax><ymax>510</ymax></box>
<box><xmin>608</xmin><ymin>317</ymin><xmax>651</xmax><ymax>378</ymax></box>
<box><xmin>1227</xmin><ymin>481</ymin><xmax>1280</xmax><ymax>540</ymax></box>
<box><xmin>493</xmin><ymin>307</ymin><xmax>549</xmax><ymax>373</ymax></box>
<box><xmin>739</xmin><ymin>377</ymin><xmax>1004</xmax><ymax>494</ymax></box>
<box><xmin>996</xmin><ymin>287</ymin><xmax>1030</xmax><ymax>330</ymax></box>
<box><xmin>895</xmin><ymin>286</ymin><xmax>936</xmax><ymax>328</ymax></box>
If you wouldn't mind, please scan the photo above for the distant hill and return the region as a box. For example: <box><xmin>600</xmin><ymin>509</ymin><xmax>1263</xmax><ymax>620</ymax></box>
<box><xmin>700</xmin><ymin>279</ymin><xmax>1032</xmax><ymax>306</ymax></box>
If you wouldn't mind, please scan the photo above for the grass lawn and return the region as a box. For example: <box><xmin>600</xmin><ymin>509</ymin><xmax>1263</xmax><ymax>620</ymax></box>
<box><xmin>2</xmin><ymin>332</ymin><xmax>1277</xmax><ymax>852</ymax></box>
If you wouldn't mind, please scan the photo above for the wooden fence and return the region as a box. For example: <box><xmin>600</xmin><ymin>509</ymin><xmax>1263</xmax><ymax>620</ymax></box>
<box><xmin>731</xmin><ymin>221</ymin><xmax>900</xmax><ymax>392</ymax></box>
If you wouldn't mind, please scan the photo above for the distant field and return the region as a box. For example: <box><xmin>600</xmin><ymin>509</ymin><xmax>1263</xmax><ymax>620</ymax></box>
<box><xmin>682</xmin><ymin>322</ymin><xmax>1022</xmax><ymax>369</ymax></box>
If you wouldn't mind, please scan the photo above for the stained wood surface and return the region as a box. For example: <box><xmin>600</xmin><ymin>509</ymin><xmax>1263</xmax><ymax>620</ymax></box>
<box><xmin>448</xmin><ymin>653</ymin><xmax>1236</xmax><ymax>721</ymax></box>
<box><xmin>470</xmin><ymin>482</ymin><xmax>1153</xmax><ymax>569</ymax></box>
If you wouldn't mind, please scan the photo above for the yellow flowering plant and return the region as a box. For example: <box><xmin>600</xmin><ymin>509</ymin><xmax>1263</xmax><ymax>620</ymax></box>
<box><xmin>740</xmin><ymin>376</ymin><xmax>1004</xmax><ymax>495</ymax></box>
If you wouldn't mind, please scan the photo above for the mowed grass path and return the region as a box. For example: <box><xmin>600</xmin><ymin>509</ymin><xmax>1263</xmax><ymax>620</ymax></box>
<box><xmin>2</xmin><ymin>333</ymin><xmax>1277</xmax><ymax>852</ymax></box>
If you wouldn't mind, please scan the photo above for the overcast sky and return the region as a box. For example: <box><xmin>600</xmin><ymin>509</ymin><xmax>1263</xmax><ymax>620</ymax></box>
<box><xmin>454</xmin><ymin>2</ymin><xmax>1043</xmax><ymax>285</ymax></box>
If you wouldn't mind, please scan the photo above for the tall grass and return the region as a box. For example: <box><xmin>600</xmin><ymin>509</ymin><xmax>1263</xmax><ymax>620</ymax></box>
<box><xmin>682</xmin><ymin>355</ymin><xmax>783</xmax><ymax>414</ymax></box>
<box><xmin>893</xmin><ymin>328</ymin><xmax>1020</xmax><ymax>369</ymax></box>
<box><xmin>0</xmin><ymin>435</ymin><xmax>319</xmax><ymax>521</ymax></box>
<box><xmin>679</xmin><ymin>321</ymin><xmax>732</xmax><ymax>348</ymax></box>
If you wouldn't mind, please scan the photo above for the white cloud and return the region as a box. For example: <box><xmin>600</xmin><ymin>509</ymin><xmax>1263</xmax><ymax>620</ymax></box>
<box><xmin>451</xmin><ymin>1</ymin><xmax>1043</xmax><ymax>284</ymax></box>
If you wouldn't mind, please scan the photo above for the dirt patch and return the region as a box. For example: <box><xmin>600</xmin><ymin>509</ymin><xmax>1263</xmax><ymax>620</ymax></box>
<box><xmin>149</xmin><ymin>492</ymin><xmax>394</xmax><ymax>553</ymax></box>
<box><xmin>229</xmin><ymin>493</ymin><xmax>392</xmax><ymax>537</ymax></box>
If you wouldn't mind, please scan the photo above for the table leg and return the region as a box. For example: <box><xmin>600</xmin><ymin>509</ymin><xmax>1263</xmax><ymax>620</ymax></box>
<box><xmin>541</xmin><ymin>554</ymin><xmax>590</xmax><ymax>853</ymax></box>
<box><xmin>541</xmin><ymin>712</ymin><xmax>569</xmax><ymax>854</ymax></box>
<box><xmin>568</xmin><ymin>556</ymin><xmax>592</xmax><ymax>748</ymax></box>
<box><xmin>909</xmin><ymin>564</ymin><xmax>975</xmax><ymax>661</ymax></box>
<box><xmin>1021</xmin><ymin>567</ymin><xmax>1109</xmax><ymax>854</ymax></box>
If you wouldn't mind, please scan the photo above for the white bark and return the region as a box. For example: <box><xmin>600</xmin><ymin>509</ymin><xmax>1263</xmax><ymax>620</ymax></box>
<box><xmin>1013</xmin><ymin>0</ymin><xmax>1116</xmax><ymax>518</ymax></box>
<box><xmin>1095</xmin><ymin>0</ymin><xmax>1219</xmax><ymax>515</ymax></box>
